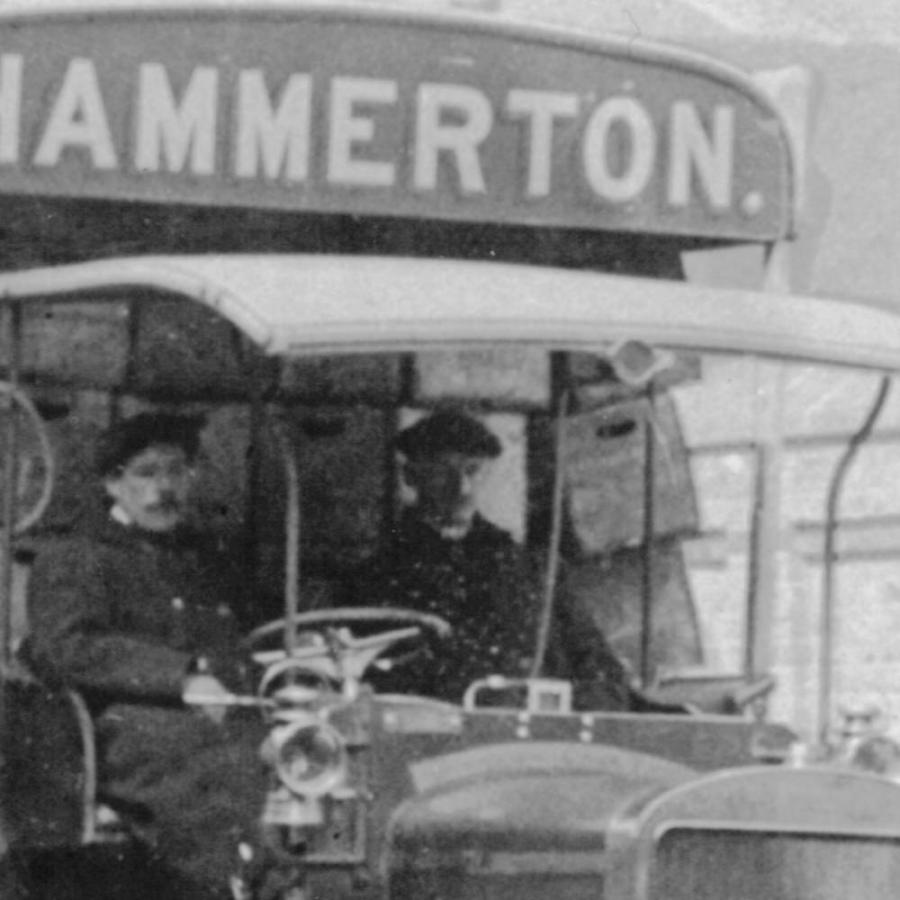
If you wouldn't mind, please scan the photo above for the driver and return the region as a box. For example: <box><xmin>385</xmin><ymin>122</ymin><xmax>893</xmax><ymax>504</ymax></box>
<box><xmin>25</xmin><ymin>413</ymin><xmax>268</xmax><ymax>899</ymax></box>
<box><xmin>350</xmin><ymin>408</ymin><xmax>668</xmax><ymax>711</ymax></box>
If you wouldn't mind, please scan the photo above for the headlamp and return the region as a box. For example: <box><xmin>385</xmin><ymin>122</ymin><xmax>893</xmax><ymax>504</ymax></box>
<box><xmin>271</xmin><ymin>718</ymin><xmax>347</xmax><ymax>797</ymax></box>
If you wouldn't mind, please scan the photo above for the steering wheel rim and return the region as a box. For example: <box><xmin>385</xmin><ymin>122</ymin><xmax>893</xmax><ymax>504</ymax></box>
<box><xmin>244</xmin><ymin>606</ymin><xmax>453</xmax><ymax>651</ymax></box>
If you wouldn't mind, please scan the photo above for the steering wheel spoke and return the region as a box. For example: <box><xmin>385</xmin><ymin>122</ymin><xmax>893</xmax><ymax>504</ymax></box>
<box><xmin>347</xmin><ymin>625</ymin><xmax>422</xmax><ymax>652</ymax></box>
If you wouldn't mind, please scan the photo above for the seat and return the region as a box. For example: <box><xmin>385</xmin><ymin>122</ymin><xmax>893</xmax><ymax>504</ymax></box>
<box><xmin>0</xmin><ymin>676</ymin><xmax>88</xmax><ymax>850</ymax></box>
<box><xmin>5</xmin><ymin>548</ymin><xmax>126</xmax><ymax>849</ymax></box>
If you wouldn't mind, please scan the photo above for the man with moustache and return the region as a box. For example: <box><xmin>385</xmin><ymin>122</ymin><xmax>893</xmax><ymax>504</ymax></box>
<box><xmin>25</xmin><ymin>413</ymin><xmax>268</xmax><ymax>900</ymax></box>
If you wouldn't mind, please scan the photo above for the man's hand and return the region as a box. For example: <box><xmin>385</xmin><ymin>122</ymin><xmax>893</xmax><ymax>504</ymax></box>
<box><xmin>182</xmin><ymin>672</ymin><xmax>232</xmax><ymax>724</ymax></box>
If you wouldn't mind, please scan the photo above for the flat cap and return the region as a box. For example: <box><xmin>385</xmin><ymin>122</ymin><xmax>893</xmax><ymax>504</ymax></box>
<box><xmin>396</xmin><ymin>409</ymin><xmax>501</xmax><ymax>460</ymax></box>
<box><xmin>96</xmin><ymin>412</ymin><xmax>205</xmax><ymax>476</ymax></box>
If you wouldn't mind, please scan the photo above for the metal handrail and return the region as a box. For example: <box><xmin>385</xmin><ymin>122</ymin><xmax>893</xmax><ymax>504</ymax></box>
<box><xmin>818</xmin><ymin>375</ymin><xmax>891</xmax><ymax>746</ymax></box>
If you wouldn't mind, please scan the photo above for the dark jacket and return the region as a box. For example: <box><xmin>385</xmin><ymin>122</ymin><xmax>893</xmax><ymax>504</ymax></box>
<box><xmin>26</xmin><ymin>513</ymin><xmax>247</xmax><ymax>705</ymax></box>
<box><xmin>349</xmin><ymin>513</ymin><xmax>635</xmax><ymax>710</ymax></box>
<box><xmin>23</xmin><ymin>512</ymin><xmax>265</xmax><ymax>894</ymax></box>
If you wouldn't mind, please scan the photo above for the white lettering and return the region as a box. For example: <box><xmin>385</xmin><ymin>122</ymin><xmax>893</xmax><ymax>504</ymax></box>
<box><xmin>327</xmin><ymin>77</ymin><xmax>397</xmax><ymax>187</ymax></box>
<box><xmin>34</xmin><ymin>58</ymin><xmax>117</xmax><ymax>169</ymax></box>
<box><xmin>135</xmin><ymin>64</ymin><xmax>218</xmax><ymax>175</ymax></box>
<box><xmin>507</xmin><ymin>89</ymin><xmax>578</xmax><ymax>198</ymax></box>
<box><xmin>414</xmin><ymin>83</ymin><xmax>492</xmax><ymax>194</ymax></box>
<box><xmin>0</xmin><ymin>54</ymin><xmax>22</xmax><ymax>165</ymax></box>
<box><xmin>234</xmin><ymin>70</ymin><xmax>312</xmax><ymax>182</ymax></box>
<box><xmin>668</xmin><ymin>102</ymin><xmax>734</xmax><ymax>210</ymax></box>
<box><xmin>582</xmin><ymin>97</ymin><xmax>655</xmax><ymax>202</ymax></box>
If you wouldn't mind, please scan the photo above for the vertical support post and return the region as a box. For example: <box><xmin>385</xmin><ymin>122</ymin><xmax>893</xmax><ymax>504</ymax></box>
<box><xmin>274</xmin><ymin>418</ymin><xmax>300</xmax><ymax>657</ymax></box>
<box><xmin>530</xmin><ymin>388</ymin><xmax>568</xmax><ymax>678</ymax></box>
<box><xmin>234</xmin><ymin>327</ymin><xmax>277</xmax><ymax>617</ymax></box>
<box><xmin>744</xmin><ymin>445</ymin><xmax>763</xmax><ymax>679</ymax></box>
<box><xmin>244</xmin><ymin>392</ymin><xmax>265</xmax><ymax>589</ymax></box>
<box><xmin>745</xmin><ymin>445</ymin><xmax>769</xmax><ymax>678</ymax></box>
<box><xmin>639</xmin><ymin>384</ymin><xmax>656</xmax><ymax>689</ymax></box>
<box><xmin>741</xmin><ymin>241</ymin><xmax>793</xmax><ymax>684</ymax></box>
<box><xmin>0</xmin><ymin>302</ymin><xmax>21</xmax><ymax>674</ymax></box>
<box><xmin>744</xmin><ymin>359</ymin><xmax>786</xmax><ymax>682</ymax></box>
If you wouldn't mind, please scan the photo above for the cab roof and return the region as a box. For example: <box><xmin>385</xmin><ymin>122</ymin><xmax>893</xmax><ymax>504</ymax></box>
<box><xmin>1</xmin><ymin>254</ymin><xmax>899</xmax><ymax>370</ymax></box>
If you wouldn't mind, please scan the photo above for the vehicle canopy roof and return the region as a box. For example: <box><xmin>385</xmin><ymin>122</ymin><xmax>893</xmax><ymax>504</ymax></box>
<box><xmin>1</xmin><ymin>255</ymin><xmax>899</xmax><ymax>370</ymax></box>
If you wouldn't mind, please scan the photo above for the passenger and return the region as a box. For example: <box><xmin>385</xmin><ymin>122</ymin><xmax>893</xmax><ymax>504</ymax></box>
<box><xmin>349</xmin><ymin>408</ymin><xmax>673</xmax><ymax>711</ymax></box>
<box><xmin>25</xmin><ymin>413</ymin><xmax>268</xmax><ymax>900</ymax></box>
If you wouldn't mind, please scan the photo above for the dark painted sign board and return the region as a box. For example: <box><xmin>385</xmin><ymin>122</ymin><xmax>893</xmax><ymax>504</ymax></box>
<box><xmin>0</xmin><ymin>7</ymin><xmax>793</xmax><ymax>239</ymax></box>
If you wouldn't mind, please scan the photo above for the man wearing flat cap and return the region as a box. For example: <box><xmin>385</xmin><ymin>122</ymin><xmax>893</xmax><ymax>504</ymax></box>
<box><xmin>353</xmin><ymin>408</ymin><xmax>645</xmax><ymax>711</ymax></box>
<box><xmin>26</xmin><ymin>412</ymin><xmax>267</xmax><ymax>899</ymax></box>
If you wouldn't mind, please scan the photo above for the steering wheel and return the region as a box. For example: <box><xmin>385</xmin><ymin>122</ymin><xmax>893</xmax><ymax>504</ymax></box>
<box><xmin>245</xmin><ymin>607</ymin><xmax>452</xmax><ymax>687</ymax></box>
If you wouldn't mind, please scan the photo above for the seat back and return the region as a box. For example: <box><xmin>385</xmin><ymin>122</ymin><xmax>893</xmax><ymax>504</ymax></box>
<box><xmin>0</xmin><ymin>678</ymin><xmax>88</xmax><ymax>850</ymax></box>
<box><xmin>4</xmin><ymin>547</ymin><xmax>113</xmax><ymax>849</ymax></box>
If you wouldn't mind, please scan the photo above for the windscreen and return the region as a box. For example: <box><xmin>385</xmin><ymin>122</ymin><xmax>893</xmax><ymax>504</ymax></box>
<box><xmin>10</xmin><ymin>313</ymin><xmax>900</xmax><ymax>728</ymax></box>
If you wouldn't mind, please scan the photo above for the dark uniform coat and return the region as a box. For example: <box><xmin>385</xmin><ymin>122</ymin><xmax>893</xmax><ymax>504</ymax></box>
<box><xmin>350</xmin><ymin>513</ymin><xmax>637</xmax><ymax>710</ymax></box>
<box><xmin>25</xmin><ymin>513</ymin><xmax>267</xmax><ymax>897</ymax></box>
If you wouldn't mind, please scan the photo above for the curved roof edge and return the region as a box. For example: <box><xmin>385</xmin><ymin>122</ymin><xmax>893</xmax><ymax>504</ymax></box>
<box><xmin>0</xmin><ymin>255</ymin><xmax>898</xmax><ymax>370</ymax></box>
<box><xmin>0</xmin><ymin>0</ymin><xmax>794</xmax><ymax>119</ymax></box>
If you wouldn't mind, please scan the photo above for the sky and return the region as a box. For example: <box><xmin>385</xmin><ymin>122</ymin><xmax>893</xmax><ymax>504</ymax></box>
<box><xmin>0</xmin><ymin>0</ymin><xmax>897</xmax><ymax>46</ymax></box>
<box><xmin>496</xmin><ymin>0</ymin><xmax>900</xmax><ymax>46</ymax></box>
<box><xmin>680</xmin><ymin>0</ymin><xmax>900</xmax><ymax>45</ymax></box>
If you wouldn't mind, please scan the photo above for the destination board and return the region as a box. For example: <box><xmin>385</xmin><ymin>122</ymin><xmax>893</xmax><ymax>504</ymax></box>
<box><xmin>0</xmin><ymin>8</ymin><xmax>794</xmax><ymax>239</ymax></box>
